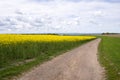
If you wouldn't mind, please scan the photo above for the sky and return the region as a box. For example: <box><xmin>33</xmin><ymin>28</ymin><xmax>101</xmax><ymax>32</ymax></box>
<box><xmin>0</xmin><ymin>0</ymin><xmax>120</xmax><ymax>33</ymax></box>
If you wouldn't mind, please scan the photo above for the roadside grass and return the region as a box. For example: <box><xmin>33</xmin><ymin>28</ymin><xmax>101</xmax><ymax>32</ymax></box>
<box><xmin>0</xmin><ymin>39</ymin><xmax>94</xmax><ymax>80</ymax></box>
<box><xmin>98</xmin><ymin>36</ymin><xmax>120</xmax><ymax>80</ymax></box>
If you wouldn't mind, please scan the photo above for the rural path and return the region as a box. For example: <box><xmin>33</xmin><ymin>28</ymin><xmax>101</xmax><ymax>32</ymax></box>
<box><xmin>17</xmin><ymin>38</ymin><xmax>104</xmax><ymax>80</ymax></box>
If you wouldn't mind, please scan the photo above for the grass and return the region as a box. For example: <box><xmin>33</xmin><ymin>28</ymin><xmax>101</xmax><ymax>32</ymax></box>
<box><xmin>0</xmin><ymin>38</ymin><xmax>94</xmax><ymax>80</ymax></box>
<box><xmin>98</xmin><ymin>36</ymin><xmax>120</xmax><ymax>80</ymax></box>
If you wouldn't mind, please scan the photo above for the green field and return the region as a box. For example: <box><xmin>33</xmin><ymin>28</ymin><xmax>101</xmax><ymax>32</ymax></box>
<box><xmin>0</xmin><ymin>35</ymin><xmax>94</xmax><ymax>80</ymax></box>
<box><xmin>99</xmin><ymin>36</ymin><xmax>120</xmax><ymax>80</ymax></box>
<box><xmin>1</xmin><ymin>35</ymin><xmax>120</xmax><ymax>80</ymax></box>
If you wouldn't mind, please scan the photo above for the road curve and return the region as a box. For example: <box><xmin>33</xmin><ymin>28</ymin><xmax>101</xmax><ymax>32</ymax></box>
<box><xmin>17</xmin><ymin>38</ymin><xmax>104</xmax><ymax>80</ymax></box>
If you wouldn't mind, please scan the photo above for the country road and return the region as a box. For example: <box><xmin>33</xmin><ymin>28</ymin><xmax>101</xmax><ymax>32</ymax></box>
<box><xmin>17</xmin><ymin>38</ymin><xmax>104</xmax><ymax>80</ymax></box>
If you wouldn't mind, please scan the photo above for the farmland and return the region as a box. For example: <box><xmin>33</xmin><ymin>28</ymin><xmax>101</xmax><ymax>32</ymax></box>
<box><xmin>0</xmin><ymin>34</ymin><xmax>96</xmax><ymax>80</ymax></box>
<box><xmin>99</xmin><ymin>36</ymin><xmax>120</xmax><ymax>80</ymax></box>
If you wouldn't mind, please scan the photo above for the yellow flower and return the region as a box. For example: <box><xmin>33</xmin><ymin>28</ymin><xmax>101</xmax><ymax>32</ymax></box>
<box><xmin>0</xmin><ymin>34</ymin><xmax>96</xmax><ymax>44</ymax></box>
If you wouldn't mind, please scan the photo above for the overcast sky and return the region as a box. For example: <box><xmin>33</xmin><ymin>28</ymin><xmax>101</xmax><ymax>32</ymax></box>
<box><xmin>0</xmin><ymin>0</ymin><xmax>120</xmax><ymax>33</ymax></box>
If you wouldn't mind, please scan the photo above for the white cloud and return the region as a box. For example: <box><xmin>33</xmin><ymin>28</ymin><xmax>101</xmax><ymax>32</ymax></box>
<box><xmin>93</xmin><ymin>10</ymin><xmax>104</xmax><ymax>17</ymax></box>
<box><xmin>0</xmin><ymin>0</ymin><xmax>120</xmax><ymax>33</ymax></box>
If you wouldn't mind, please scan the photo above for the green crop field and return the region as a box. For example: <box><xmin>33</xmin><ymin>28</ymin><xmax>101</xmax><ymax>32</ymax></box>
<box><xmin>0</xmin><ymin>34</ymin><xmax>95</xmax><ymax>80</ymax></box>
<box><xmin>1</xmin><ymin>34</ymin><xmax>120</xmax><ymax>80</ymax></box>
<box><xmin>99</xmin><ymin>36</ymin><xmax>120</xmax><ymax>80</ymax></box>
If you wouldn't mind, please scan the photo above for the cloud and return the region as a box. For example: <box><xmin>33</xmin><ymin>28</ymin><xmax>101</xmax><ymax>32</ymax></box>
<box><xmin>15</xmin><ymin>10</ymin><xmax>25</xmax><ymax>15</ymax></box>
<box><xmin>0</xmin><ymin>0</ymin><xmax>120</xmax><ymax>33</ymax></box>
<box><xmin>30</xmin><ymin>0</ymin><xmax>120</xmax><ymax>3</ymax></box>
<box><xmin>93</xmin><ymin>10</ymin><xmax>104</xmax><ymax>17</ymax></box>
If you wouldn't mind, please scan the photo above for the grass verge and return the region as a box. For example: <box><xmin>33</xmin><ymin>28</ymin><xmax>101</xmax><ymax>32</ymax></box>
<box><xmin>98</xmin><ymin>36</ymin><xmax>120</xmax><ymax>80</ymax></box>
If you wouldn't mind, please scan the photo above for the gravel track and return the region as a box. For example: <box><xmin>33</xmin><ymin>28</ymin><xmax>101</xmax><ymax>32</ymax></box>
<box><xmin>17</xmin><ymin>38</ymin><xmax>104</xmax><ymax>80</ymax></box>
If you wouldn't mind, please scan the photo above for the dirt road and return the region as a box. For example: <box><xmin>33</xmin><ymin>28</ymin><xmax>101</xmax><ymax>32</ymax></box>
<box><xmin>17</xmin><ymin>38</ymin><xmax>104</xmax><ymax>80</ymax></box>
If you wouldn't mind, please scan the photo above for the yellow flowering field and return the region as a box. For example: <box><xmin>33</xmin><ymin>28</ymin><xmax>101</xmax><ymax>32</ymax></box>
<box><xmin>0</xmin><ymin>34</ymin><xmax>96</xmax><ymax>44</ymax></box>
<box><xmin>0</xmin><ymin>34</ymin><xmax>96</xmax><ymax>79</ymax></box>
<box><xmin>0</xmin><ymin>34</ymin><xmax>96</xmax><ymax>66</ymax></box>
